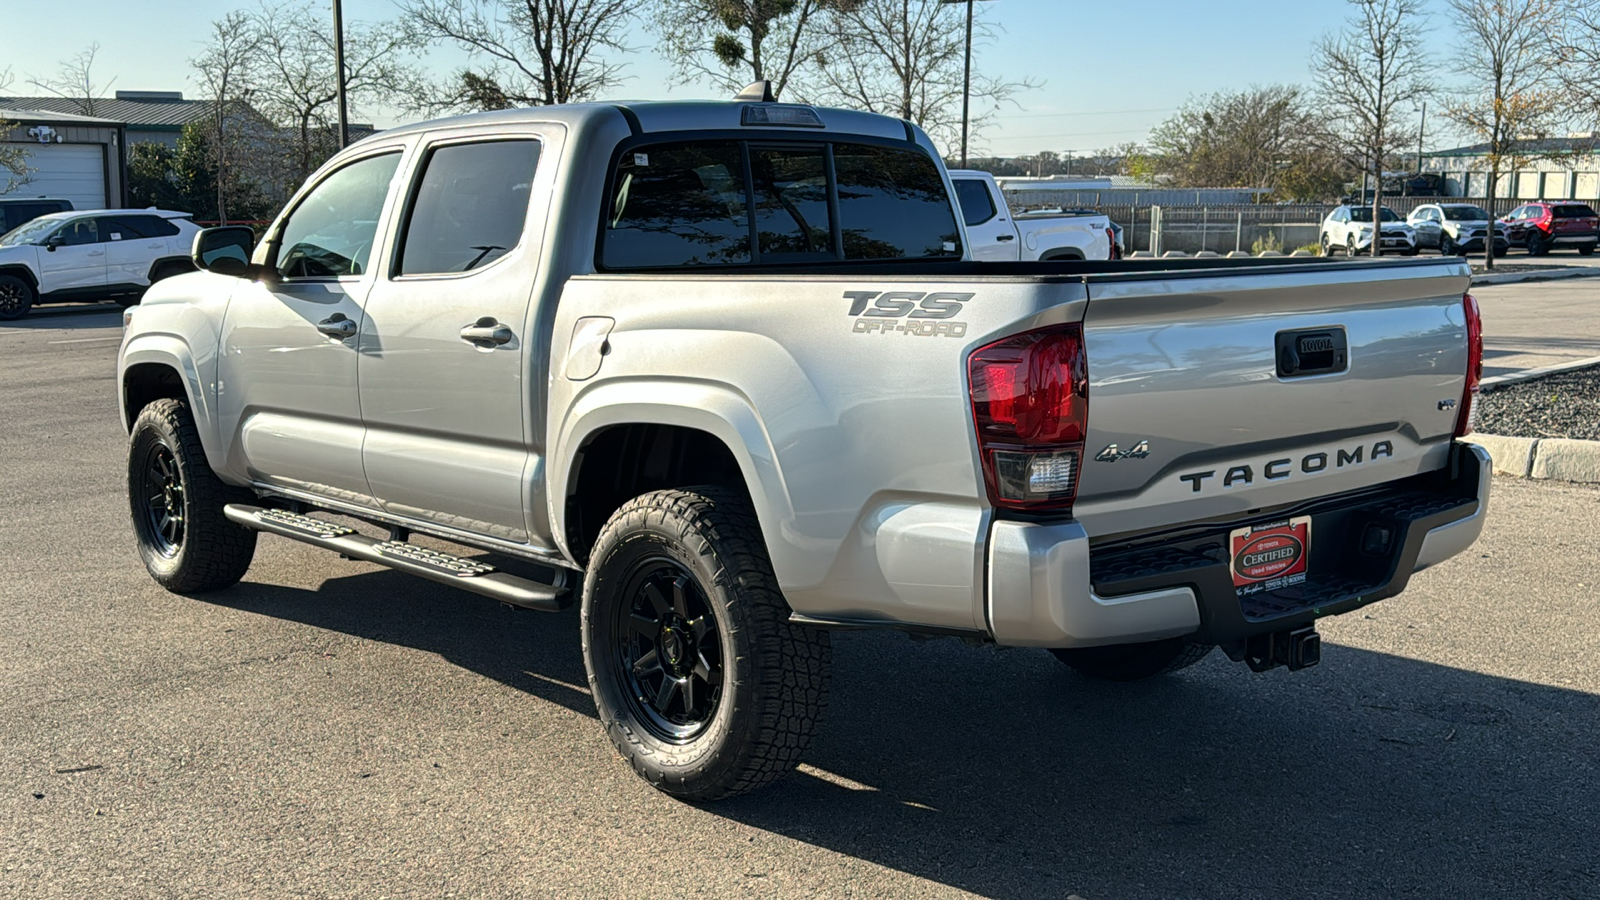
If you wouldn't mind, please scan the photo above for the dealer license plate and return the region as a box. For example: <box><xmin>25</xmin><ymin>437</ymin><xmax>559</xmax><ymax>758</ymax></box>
<box><xmin>1229</xmin><ymin>516</ymin><xmax>1311</xmax><ymax>596</ymax></box>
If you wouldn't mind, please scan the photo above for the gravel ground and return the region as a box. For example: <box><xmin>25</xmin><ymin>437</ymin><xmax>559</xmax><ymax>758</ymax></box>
<box><xmin>1475</xmin><ymin>363</ymin><xmax>1600</xmax><ymax>440</ymax></box>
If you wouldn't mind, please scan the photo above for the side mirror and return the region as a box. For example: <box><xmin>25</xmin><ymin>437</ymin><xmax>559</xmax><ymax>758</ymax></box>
<box><xmin>44</xmin><ymin>235</ymin><xmax>62</xmax><ymax>252</ymax></box>
<box><xmin>191</xmin><ymin>226</ymin><xmax>257</xmax><ymax>277</ymax></box>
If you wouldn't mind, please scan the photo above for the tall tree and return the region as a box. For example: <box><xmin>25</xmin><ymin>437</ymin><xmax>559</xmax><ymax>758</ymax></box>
<box><xmin>191</xmin><ymin>12</ymin><xmax>263</xmax><ymax>224</ymax></box>
<box><xmin>252</xmin><ymin>2</ymin><xmax>421</xmax><ymax>183</ymax></box>
<box><xmin>1312</xmin><ymin>0</ymin><xmax>1433</xmax><ymax>234</ymax></box>
<box><xmin>806</xmin><ymin>0</ymin><xmax>1034</xmax><ymax>152</ymax></box>
<box><xmin>1149</xmin><ymin>86</ymin><xmax>1348</xmax><ymax>200</ymax></box>
<box><xmin>651</xmin><ymin>0</ymin><xmax>842</xmax><ymax>99</ymax></box>
<box><xmin>0</xmin><ymin>68</ymin><xmax>31</xmax><ymax>196</ymax></box>
<box><xmin>403</xmin><ymin>0</ymin><xmax>632</xmax><ymax>110</ymax></box>
<box><xmin>25</xmin><ymin>43</ymin><xmax>116</xmax><ymax>117</ymax></box>
<box><xmin>1549</xmin><ymin>1</ymin><xmax>1600</xmax><ymax>133</ymax></box>
<box><xmin>1444</xmin><ymin>0</ymin><xmax>1571</xmax><ymax>268</ymax></box>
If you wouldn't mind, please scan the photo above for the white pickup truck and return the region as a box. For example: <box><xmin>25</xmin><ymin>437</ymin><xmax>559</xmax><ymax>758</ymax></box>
<box><xmin>119</xmin><ymin>89</ymin><xmax>1488</xmax><ymax>801</ymax></box>
<box><xmin>949</xmin><ymin>169</ymin><xmax>1116</xmax><ymax>261</ymax></box>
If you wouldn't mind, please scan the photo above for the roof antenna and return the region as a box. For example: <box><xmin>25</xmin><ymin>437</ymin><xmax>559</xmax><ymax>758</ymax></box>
<box><xmin>734</xmin><ymin>81</ymin><xmax>775</xmax><ymax>102</ymax></box>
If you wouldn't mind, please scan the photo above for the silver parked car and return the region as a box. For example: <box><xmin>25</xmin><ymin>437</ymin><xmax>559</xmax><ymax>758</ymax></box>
<box><xmin>1406</xmin><ymin>203</ymin><xmax>1509</xmax><ymax>256</ymax></box>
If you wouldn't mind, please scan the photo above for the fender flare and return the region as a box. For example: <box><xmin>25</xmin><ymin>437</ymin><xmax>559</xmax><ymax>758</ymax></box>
<box><xmin>548</xmin><ymin>378</ymin><xmax>796</xmax><ymax>573</ymax></box>
<box><xmin>0</xmin><ymin>263</ymin><xmax>39</xmax><ymax>291</ymax></box>
<box><xmin>119</xmin><ymin>335</ymin><xmax>225</xmax><ymax>473</ymax></box>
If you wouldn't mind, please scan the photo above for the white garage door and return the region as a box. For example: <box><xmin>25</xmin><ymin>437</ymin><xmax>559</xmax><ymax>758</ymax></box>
<box><xmin>12</xmin><ymin>143</ymin><xmax>107</xmax><ymax>209</ymax></box>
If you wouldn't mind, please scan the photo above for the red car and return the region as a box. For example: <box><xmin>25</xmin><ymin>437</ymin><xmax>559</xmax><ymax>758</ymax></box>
<box><xmin>1498</xmin><ymin>201</ymin><xmax>1600</xmax><ymax>256</ymax></box>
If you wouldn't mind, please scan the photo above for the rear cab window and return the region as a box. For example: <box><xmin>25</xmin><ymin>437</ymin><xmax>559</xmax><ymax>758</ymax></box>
<box><xmin>601</xmin><ymin>137</ymin><xmax>961</xmax><ymax>269</ymax></box>
<box><xmin>953</xmin><ymin>179</ymin><xmax>997</xmax><ymax>227</ymax></box>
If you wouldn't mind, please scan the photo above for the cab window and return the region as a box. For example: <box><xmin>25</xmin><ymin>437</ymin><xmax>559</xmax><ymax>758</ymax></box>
<box><xmin>276</xmin><ymin>152</ymin><xmax>403</xmax><ymax>279</ymax></box>
<box><xmin>954</xmin><ymin>179</ymin><xmax>997</xmax><ymax>227</ymax></box>
<box><xmin>54</xmin><ymin>218</ymin><xmax>100</xmax><ymax>246</ymax></box>
<box><xmin>396</xmin><ymin>139</ymin><xmax>541</xmax><ymax>276</ymax></box>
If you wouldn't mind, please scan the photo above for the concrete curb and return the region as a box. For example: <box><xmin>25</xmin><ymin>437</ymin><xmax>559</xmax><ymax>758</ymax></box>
<box><xmin>1464</xmin><ymin>433</ymin><xmax>1600</xmax><ymax>483</ymax></box>
<box><xmin>1481</xmin><ymin>355</ymin><xmax>1600</xmax><ymax>388</ymax></box>
<box><xmin>1470</xmin><ymin>267</ymin><xmax>1600</xmax><ymax>286</ymax></box>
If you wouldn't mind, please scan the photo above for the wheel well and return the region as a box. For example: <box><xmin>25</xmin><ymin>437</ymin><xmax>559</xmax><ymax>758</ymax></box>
<box><xmin>566</xmin><ymin>424</ymin><xmax>749</xmax><ymax>563</ymax></box>
<box><xmin>0</xmin><ymin>265</ymin><xmax>38</xmax><ymax>292</ymax></box>
<box><xmin>1040</xmin><ymin>249</ymin><xmax>1085</xmax><ymax>261</ymax></box>
<box><xmin>122</xmin><ymin>363</ymin><xmax>188</xmax><ymax>431</ymax></box>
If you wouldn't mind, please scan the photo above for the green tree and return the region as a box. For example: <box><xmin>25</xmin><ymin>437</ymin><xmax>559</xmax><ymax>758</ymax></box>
<box><xmin>1150</xmin><ymin>85</ymin><xmax>1349</xmax><ymax>200</ymax></box>
<box><xmin>127</xmin><ymin>125</ymin><xmax>272</xmax><ymax>221</ymax></box>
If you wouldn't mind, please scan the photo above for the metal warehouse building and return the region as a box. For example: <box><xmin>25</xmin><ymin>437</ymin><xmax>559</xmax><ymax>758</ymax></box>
<box><xmin>1</xmin><ymin>108</ymin><xmax>126</xmax><ymax>210</ymax></box>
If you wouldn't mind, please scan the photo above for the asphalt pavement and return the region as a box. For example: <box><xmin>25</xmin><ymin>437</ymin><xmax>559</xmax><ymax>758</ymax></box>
<box><xmin>2</xmin><ymin>304</ymin><xmax>1598</xmax><ymax>899</ymax></box>
<box><xmin>1475</xmin><ymin>278</ymin><xmax>1600</xmax><ymax>379</ymax></box>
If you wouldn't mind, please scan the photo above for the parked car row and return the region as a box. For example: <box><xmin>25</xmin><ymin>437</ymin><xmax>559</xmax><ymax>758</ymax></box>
<box><xmin>1322</xmin><ymin>201</ymin><xmax>1600</xmax><ymax>258</ymax></box>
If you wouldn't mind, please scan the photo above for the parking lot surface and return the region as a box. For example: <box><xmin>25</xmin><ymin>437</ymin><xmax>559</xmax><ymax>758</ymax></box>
<box><xmin>1475</xmin><ymin>278</ymin><xmax>1600</xmax><ymax>379</ymax></box>
<box><xmin>2</xmin><ymin>305</ymin><xmax>1598</xmax><ymax>899</ymax></box>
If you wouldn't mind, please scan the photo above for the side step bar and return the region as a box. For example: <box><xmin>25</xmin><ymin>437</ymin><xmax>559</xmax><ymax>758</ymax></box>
<box><xmin>224</xmin><ymin>504</ymin><xmax>571</xmax><ymax>611</ymax></box>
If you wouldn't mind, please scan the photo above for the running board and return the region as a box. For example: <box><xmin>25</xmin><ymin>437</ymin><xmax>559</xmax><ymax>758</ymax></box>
<box><xmin>224</xmin><ymin>504</ymin><xmax>571</xmax><ymax>611</ymax></box>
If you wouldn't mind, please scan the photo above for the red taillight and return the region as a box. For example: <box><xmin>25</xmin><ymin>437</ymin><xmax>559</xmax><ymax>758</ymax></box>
<box><xmin>1455</xmin><ymin>292</ymin><xmax>1482</xmax><ymax>438</ymax></box>
<box><xmin>969</xmin><ymin>324</ymin><xmax>1088</xmax><ymax>511</ymax></box>
<box><xmin>1106</xmin><ymin>227</ymin><xmax>1120</xmax><ymax>259</ymax></box>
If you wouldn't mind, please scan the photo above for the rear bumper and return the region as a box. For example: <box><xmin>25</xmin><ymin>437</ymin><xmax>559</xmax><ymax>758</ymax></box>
<box><xmin>1550</xmin><ymin>231</ymin><xmax>1600</xmax><ymax>245</ymax></box>
<box><xmin>986</xmin><ymin>442</ymin><xmax>1490</xmax><ymax>648</ymax></box>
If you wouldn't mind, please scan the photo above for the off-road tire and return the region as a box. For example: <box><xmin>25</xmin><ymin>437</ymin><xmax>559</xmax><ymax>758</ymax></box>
<box><xmin>1050</xmin><ymin>638</ymin><xmax>1213</xmax><ymax>682</ymax></box>
<box><xmin>0</xmin><ymin>274</ymin><xmax>35</xmax><ymax>320</ymax></box>
<box><xmin>581</xmin><ymin>487</ymin><xmax>831</xmax><ymax>801</ymax></box>
<box><xmin>128</xmin><ymin>398</ymin><xmax>257</xmax><ymax>592</ymax></box>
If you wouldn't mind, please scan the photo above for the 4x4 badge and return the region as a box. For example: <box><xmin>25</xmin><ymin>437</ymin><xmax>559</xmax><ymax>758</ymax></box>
<box><xmin>1095</xmin><ymin>440</ymin><xmax>1150</xmax><ymax>463</ymax></box>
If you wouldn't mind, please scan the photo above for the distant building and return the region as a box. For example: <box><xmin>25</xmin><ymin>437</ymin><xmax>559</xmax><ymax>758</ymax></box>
<box><xmin>0</xmin><ymin>91</ymin><xmax>215</xmax><ymax>148</ymax></box>
<box><xmin>1</xmin><ymin>107</ymin><xmax>126</xmax><ymax>209</ymax></box>
<box><xmin>995</xmin><ymin>175</ymin><xmax>1272</xmax><ymax>208</ymax></box>
<box><xmin>1422</xmin><ymin>135</ymin><xmax>1600</xmax><ymax>200</ymax></box>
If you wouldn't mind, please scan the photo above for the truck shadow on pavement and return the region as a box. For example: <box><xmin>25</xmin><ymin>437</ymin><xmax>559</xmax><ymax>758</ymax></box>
<box><xmin>207</xmin><ymin>569</ymin><xmax>1600</xmax><ymax>900</ymax></box>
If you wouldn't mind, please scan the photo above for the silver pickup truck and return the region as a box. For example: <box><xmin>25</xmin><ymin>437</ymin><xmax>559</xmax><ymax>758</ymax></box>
<box><xmin>118</xmin><ymin>88</ymin><xmax>1490</xmax><ymax>800</ymax></box>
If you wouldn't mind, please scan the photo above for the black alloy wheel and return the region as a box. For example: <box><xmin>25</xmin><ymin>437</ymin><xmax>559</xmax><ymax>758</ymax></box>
<box><xmin>612</xmin><ymin>557</ymin><xmax>724</xmax><ymax>742</ymax></box>
<box><xmin>137</xmin><ymin>440</ymin><xmax>186</xmax><ymax>557</ymax></box>
<box><xmin>0</xmin><ymin>274</ymin><xmax>34</xmax><ymax>320</ymax></box>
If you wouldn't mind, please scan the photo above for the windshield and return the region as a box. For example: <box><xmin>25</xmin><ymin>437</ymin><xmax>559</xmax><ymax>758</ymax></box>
<box><xmin>0</xmin><ymin>215</ymin><xmax>65</xmax><ymax>246</ymax></box>
<box><xmin>1442</xmin><ymin>206</ymin><xmax>1490</xmax><ymax>221</ymax></box>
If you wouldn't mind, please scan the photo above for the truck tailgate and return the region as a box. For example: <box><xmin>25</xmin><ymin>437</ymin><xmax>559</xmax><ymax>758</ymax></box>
<box><xmin>1073</xmin><ymin>261</ymin><xmax>1472</xmax><ymax>539</ymax></box>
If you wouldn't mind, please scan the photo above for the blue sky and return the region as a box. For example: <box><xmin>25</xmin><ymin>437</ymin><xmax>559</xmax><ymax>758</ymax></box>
<box><xmin>0</xmin><ymin>0</ymin><xmax>1449</xmax><ymax>157</ymax></box>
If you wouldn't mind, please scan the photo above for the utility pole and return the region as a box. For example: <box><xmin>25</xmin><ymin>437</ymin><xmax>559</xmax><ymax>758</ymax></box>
<box><xmin>333</xmin><ymin>0</ymin><xmax>350</xmax><ymax>149</ymax></box>
<box><xmin>939</xmin><ymin>0</ymin><xmax>997</xmax><ymax>168</ymax></box>
<box><xmin>1416</xmin><ymin>101</ymin><xmax>1426</xmax><ymax>174</ymax></box>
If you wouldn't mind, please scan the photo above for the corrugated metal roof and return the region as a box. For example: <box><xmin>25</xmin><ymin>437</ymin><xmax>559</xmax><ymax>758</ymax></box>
<box><xmin>0</xmin><ymin>95</ymin><xmax>212</xmax><ymax>128</ymax></box>
<box><xmin>1432</xmin><ymin>137</ymin><xmax>1600</xmax><ymax>157</ymax></box>
<box><xmin>0</xmin><ymin>107</ymin><xmax>123</xmax><ymax>126</ymax></box>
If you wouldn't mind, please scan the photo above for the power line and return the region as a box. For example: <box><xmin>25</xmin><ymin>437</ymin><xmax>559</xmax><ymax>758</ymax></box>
<box><xmin>994</xmin><ymin>106</ymin><xmax>1176</xmax><ymax>121</ymax></box>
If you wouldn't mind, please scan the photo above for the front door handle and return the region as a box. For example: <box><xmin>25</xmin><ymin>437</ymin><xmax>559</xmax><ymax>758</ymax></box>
<box><xmin>460</xmin><ymin>317</ymin><xmax>514</xmax><ymax>347</ymax></box>
<box><xmin>996</xmin><ymin>234</ymin><xmax>1015</xmax><ymax>242</ymax></box>
<box><xmin>316</xmin><ymin>313</ymin><xmax>357</xmax><ymax>339</ymax></box>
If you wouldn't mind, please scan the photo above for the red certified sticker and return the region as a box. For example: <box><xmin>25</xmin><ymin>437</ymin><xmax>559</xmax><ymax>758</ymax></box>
<box><xmin>1229</xmin><ymin>517</ymin><xmax>1311</xmax><ymax>594</ymax></box>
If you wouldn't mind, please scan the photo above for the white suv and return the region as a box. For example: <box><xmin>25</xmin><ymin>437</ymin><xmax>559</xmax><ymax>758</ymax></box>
<box><xmin>1406</xmin><ymin>203</ymin><xmax>1509</xmax><ymax>256</ymax></box>
<box><xmin>0</xmin><ymin>209</ymin><xmax>201</xmax><ymax>319</ymax></box>
<box><xmin>1320</xmin><ymin>205</ymin><xmax>1417</xmax><ymax>256</ymax></box>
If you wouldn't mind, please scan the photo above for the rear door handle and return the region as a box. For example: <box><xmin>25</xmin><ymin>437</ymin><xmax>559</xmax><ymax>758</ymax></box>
<box><xmin>316</xmin><ymin>313</ymin><xmax>358</xmax><ymax>339</ymax></box>
<box><xmin>460</xmin><ymin>317</ymin><xmax>514</xmax><ymax>347</ymax></box>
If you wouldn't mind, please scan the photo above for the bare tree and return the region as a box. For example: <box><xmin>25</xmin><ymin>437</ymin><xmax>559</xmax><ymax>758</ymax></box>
<box><xmin>26</xmin><ymin>43</ymin><xmax>117</xmax><ymax>117</ymax></box>
<box><xmin>1550</xmin><ymin>1</ymin><xmax>1600</xmax><ymax>130</ymax></box>
<box><xmin>1444</xmin><ymin>0</ymin><xmax>1572</xmax><ymax>268</ymax></box>
<box><xmin>1150</xmin><ymin>85</ymin><xmax>1348</xmax><ymax>200</ymax></box>
<box><xmin>0</xmin><ymin>68</ymin><xmax>32</xmax><ymax>195</ymax></box>
<box><xmin>253</xmin><ymin>2</ymin><xmax>421</xmax><ymax>184</ymax></box>
<box><xmin>651</xmin><ymin>0</ymin><xmax>844</xmax><ymax>99</ymax></box>
<box><xmin>192</xmin><ymin>12</ymin><xmax>264</xmax><ymax>224</ymax></box>
<box><xmin>805</xmin><ymin>0</ymin><xmax>1035</xmax><ymax>152</ymax></box>
<box><xmin>403</xmin><ymin>0</ymin><xmax>632</xmax><ymax>110</ymax></box>
<box><xmin>1312</xmin><ymin>0</ymin><xmax>1433</xmax><ymax>236</ymax></box>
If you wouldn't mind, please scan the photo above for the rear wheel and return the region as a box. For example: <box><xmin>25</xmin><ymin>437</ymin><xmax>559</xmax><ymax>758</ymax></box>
<box><xmin>128</xmin><ymin>398</ymin><xmax>257</xmax><ymax>592</ymax></box>
<box><xmin>1527</xmin><ymin>233</ymin><xmax>1550</xmax><ymax>256</ymax></box>
<box><xmin>1580</xmin><ymin>244</ymin><xmax>1595</xmax><ymax>257</ymax></box>
<box><xmin>1050</xmin><ymin>638</ymin><xmax>1213</xmax><ymax>682</ymax></box>
<box><xmin>582</xmin><ymin>487</ymin><xmax>830</xmax><ymax>801</ymax></box>
<box><xmin>0</xmin><ymin>274</ymin><xmax>35</xmax><ymax>320</ymax></box>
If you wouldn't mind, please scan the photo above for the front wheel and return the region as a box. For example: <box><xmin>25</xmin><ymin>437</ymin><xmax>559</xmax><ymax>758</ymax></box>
<box><xmin>0</xmin><ymin>274</ymin><xmax>35</xmax><ymax>320</ymax></box>
<box><xmin>1051</xmin><ymin>638</ymin><xmax>1213</xmax><ymax>681</ymax></box>
<box><xmin>1347</xmin><ymin>235</ymin><xmax>1361</xmax><ymax>257</ymax></box>
<box><xmin>1440</xmin><ymin>233</ymin><xmax>1456</xmax><ymax>256</ymax></box>
<box><xmin>1528</xmin><ymin>233</ymin><xmax>1550</xmax><ymax>256</ymax></box>
<box><xmin>582</xmin><ymin>487</ymin><xmax>831</xmax><ymax>801</ymax></box>
<box><xmin>1319</xmin><ymin>234</ymin><xmax>1332</xmax><ymax>256</ymax></box>
<box><xmin>128</xmin><ymin>398</ymin><xmax>257</xmax><ymax>592</ymax></box>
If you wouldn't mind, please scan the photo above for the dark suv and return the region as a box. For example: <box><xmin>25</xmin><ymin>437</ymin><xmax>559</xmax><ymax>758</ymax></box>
<box><xmin>0</xmin><ymin>198</ymin><xmax>74</xmax><ymax>236</ymax></box>
<box><xmin>1499</xmin><ymin>201</ymin><xmax>1600</xmax><ymax>256</ymax></box>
